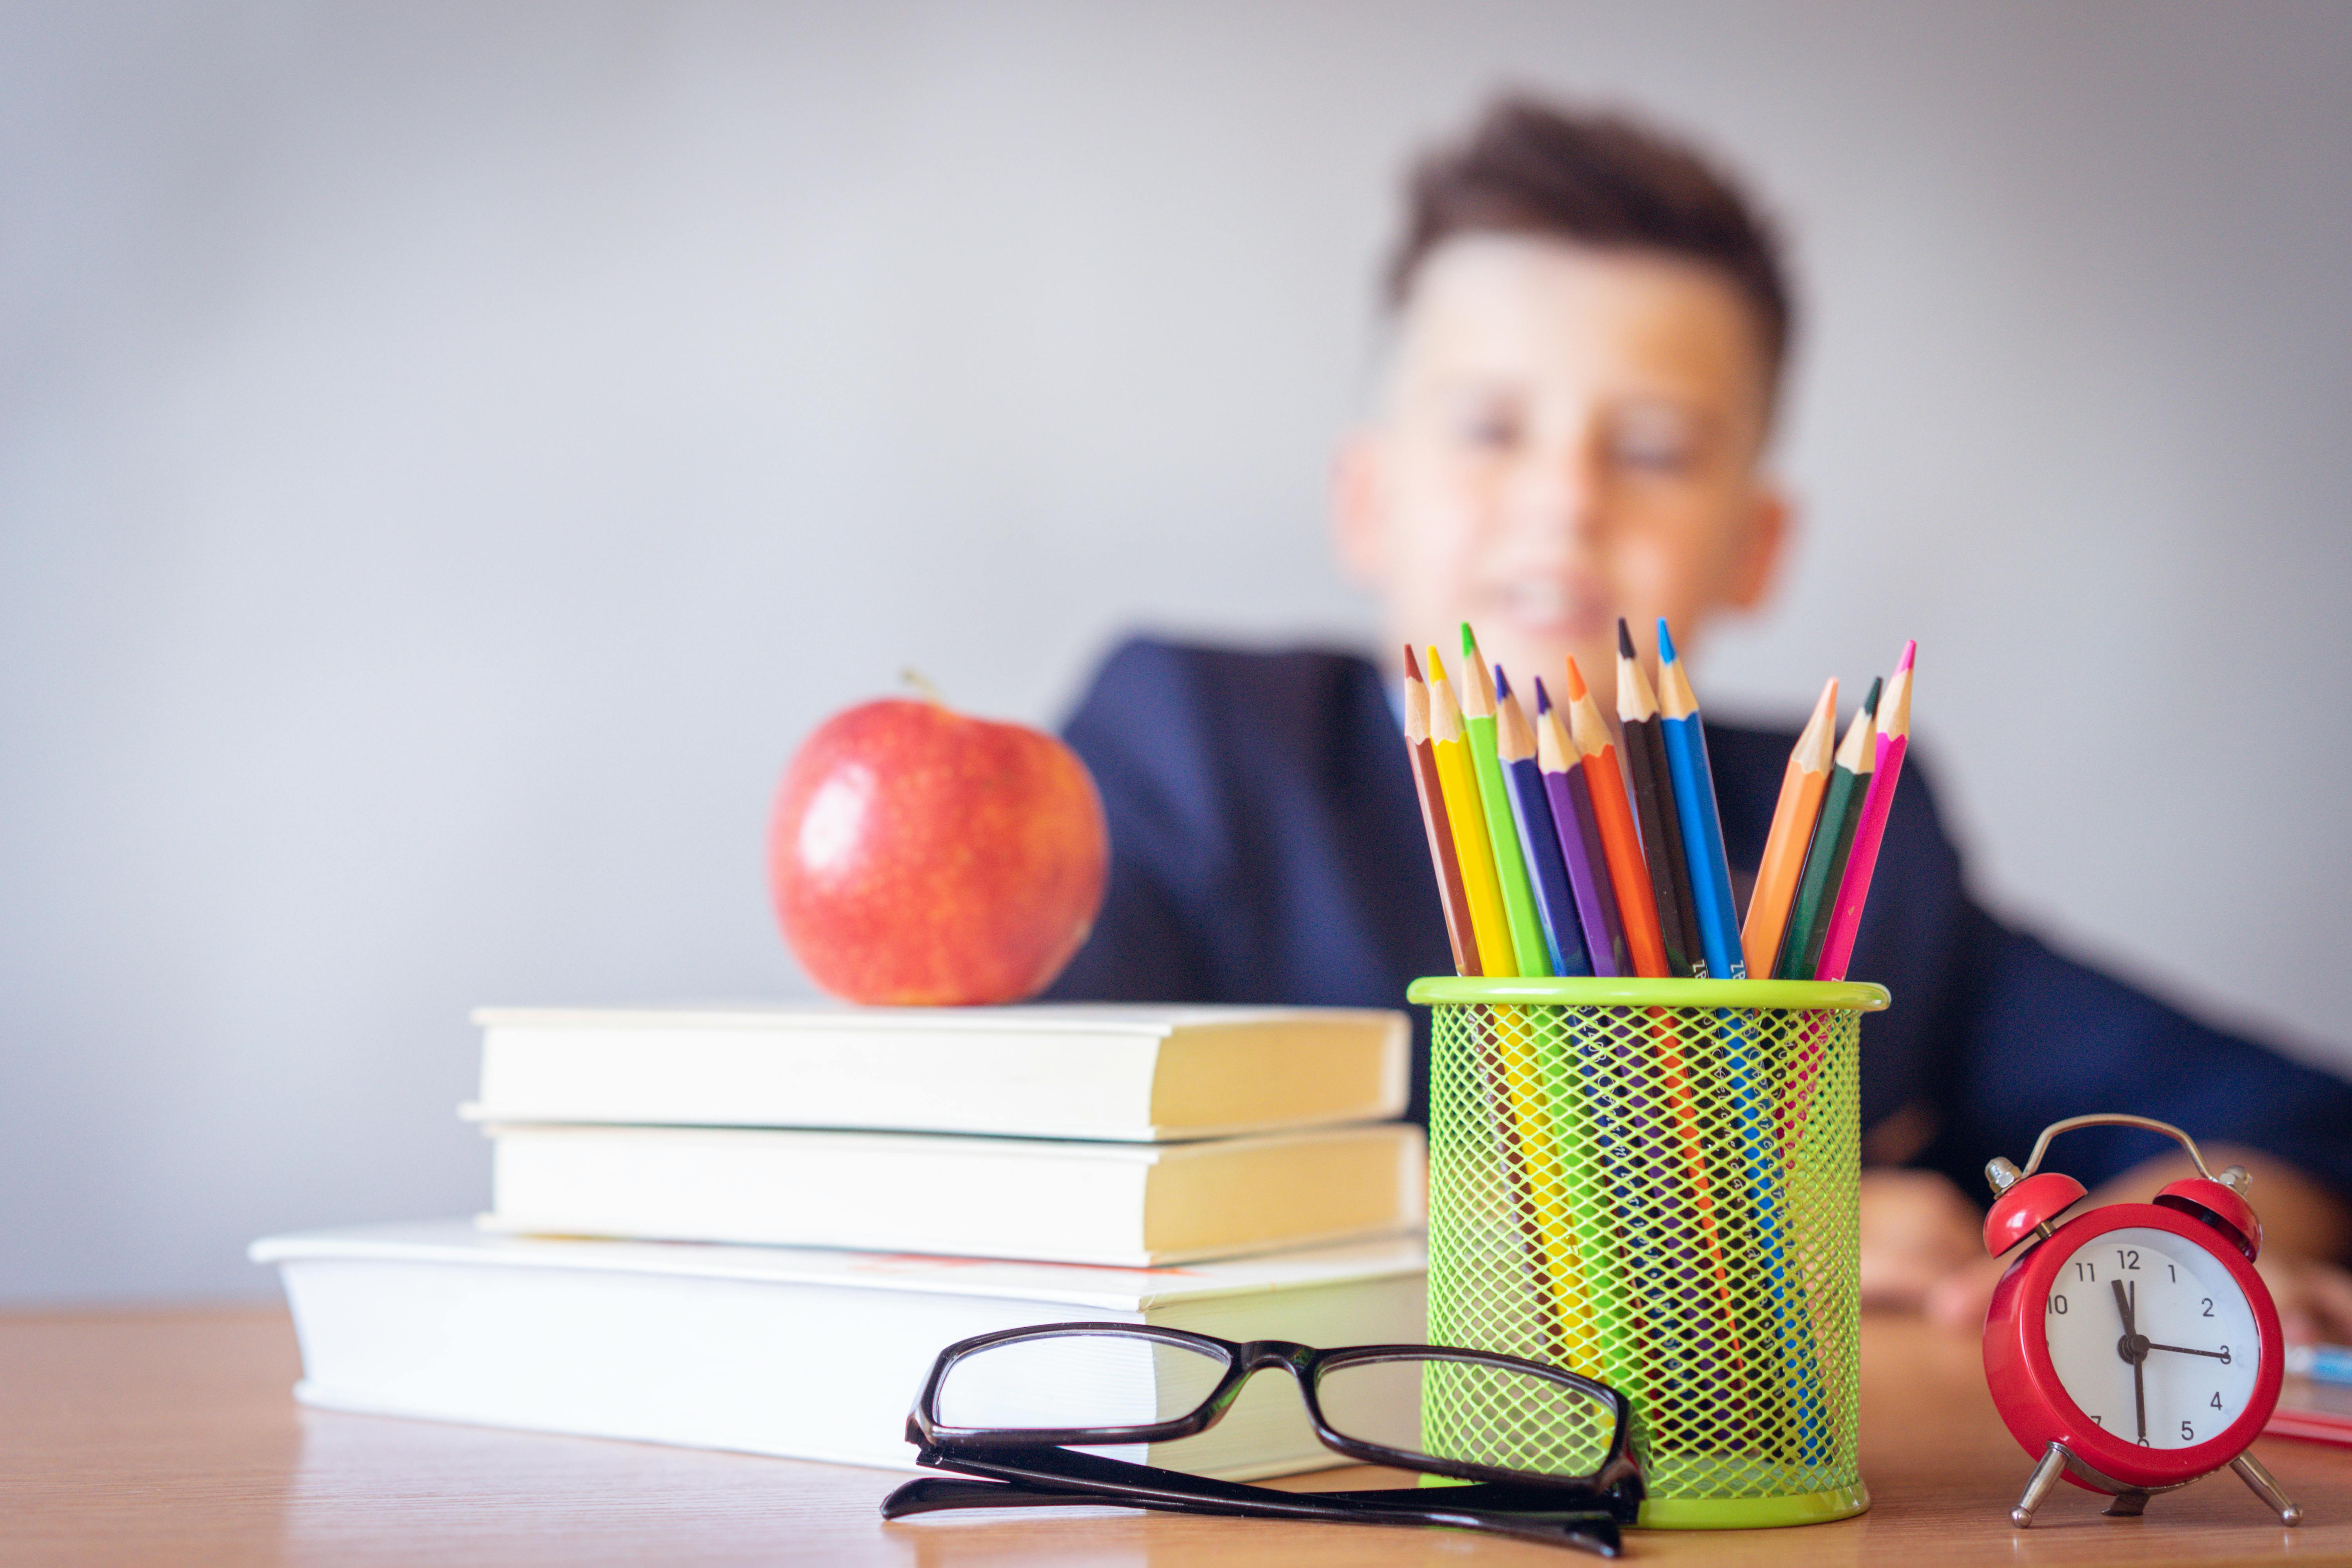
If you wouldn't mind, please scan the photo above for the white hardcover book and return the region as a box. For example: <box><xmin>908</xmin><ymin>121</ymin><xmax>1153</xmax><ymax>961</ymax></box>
<box><xmin>465</xmin><ymin>1003</ymin><xmax>1408</xmax><ymax>1142</ymax></box>
<box><xmin>252</xmin><ymin>1222</ymin><xmax>1428</xmax><ymax>1477</ymax></box>
<box><xmin>481</xmin><ymin>1121</ymin><xmax>1428</xmax><ymax>1267</ymax></box>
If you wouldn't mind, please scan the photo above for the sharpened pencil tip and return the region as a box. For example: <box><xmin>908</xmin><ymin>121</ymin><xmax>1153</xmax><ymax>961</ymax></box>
<box><xmin>1616</xmin><ymin>618</ymin><xmax>1635</xmax><ymax>660</ymax></box>
<box><xmin>1402</xmin><ymin>644</ymin><xmax>1420</xmax><ymax>681</ymax></box>
<box><xmin>1896</xmin><ymin>639</ymin><xmax>1917</xmax><ymax>674</ymax></box>
<box><xmin>1564</xmin><ymin>656</ymin><xmax>1588</xmax><ymax>702</ymax></box>
<box><xmin>1533</xmin><ymin>676</ymin><xmax>1552</xmax><ymax>715</ymax></box>
<box><xmin>1426</xmin><ymin>645</ymin><xmax>1449</xmax><ymax>684</ymax></box>
<box><xmin>1460</xmin><ymin>621</ymin><xmax>1480</xmax><ymax>659</ymax></box>
<box><xmin>1656</xmin><ymin>618</ymin><xmax>1678</xmax><ymax>664</ymax></box>
<box><xmin>1493</xmin><ymin>664</ymin><xmax>1512</xmax><ymax>700</ymax></box>
<box><xmin>1862</xmin><ymin>675</ymin><xmax>1884</xmax><ymax>715</ymax></box>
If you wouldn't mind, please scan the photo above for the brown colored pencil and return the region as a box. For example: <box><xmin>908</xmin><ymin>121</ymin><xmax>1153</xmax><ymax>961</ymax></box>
<box><xmin>1615</xmin><ymin>619</ymin><xmax>1705</xmax><ymax>977</ymax></box>
<box><xmin>1403</xmin><ymin>645</ymin><xmax>1480</xmax><ymax>976</ymax></box>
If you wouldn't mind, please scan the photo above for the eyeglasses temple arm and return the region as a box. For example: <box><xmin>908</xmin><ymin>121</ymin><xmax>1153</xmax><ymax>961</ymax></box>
<box><xmin>881</xmin><ymin>1474</ymin><xmax>1232</xmax><ymax>1521</ymax></box>
<box><xmin>898</xmin><ymin>1446</ymin><xmax>1626</xmax><ymax>1554</ymax></box>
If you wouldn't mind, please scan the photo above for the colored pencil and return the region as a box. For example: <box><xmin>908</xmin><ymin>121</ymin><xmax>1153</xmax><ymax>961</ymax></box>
<box><xmin>1776</xmin><ymin>677</ymin><xmax>1879</xmax><ymax>981</ymax></box>
<box><xmin>1814</xmin><ymin>641</ymin><xmax>1915</xmax><ymax>983</ymax></box>
<box><xmin>1615</xmin><ymin>619</ymin><xmax>1706</xmax><ymax>978</ymax></box>
<box><xmin>1534</xmin><ymin>682</ymin><xmax>1628</xmax><ymax>978</ymax></box>
<box><xmin>1740</xmin><ymin>677</ymin><xmax>1839</xmax><ymax>980</ymax></box>
<box><xmin>1562</xmin><ymin>655</ymin><xmax>1670</xmax><ymax>979</ymax></box>
<box><xmin>1654</xmin><ymin>619</ymin><xmax>1746</xmax><ymax>979</ymax></box>
<box><xmin>1494</xmin><ymin>669</ymin><xmax>1592</xmax><ymax>977</ymax></box>
<box><xmin>1426</xmin><ymin>648</ymin><xmax>1518</xmax><ymax>977</ymax></box>
<box><xmin>1459</xmin><ymin>626</ymin><xmax>1554</xmax><ymax>979</ymax></box>
<box><xmin>1402</xmin><ymin>646</ymin><xmax>1480</xmax><ymax>977</ymax></box>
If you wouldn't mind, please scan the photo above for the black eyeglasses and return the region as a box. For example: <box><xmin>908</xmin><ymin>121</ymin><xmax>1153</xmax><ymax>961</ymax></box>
<box><xmin>878</xmin><ymin>1322</ymin><xmax>1643</xmax><ymax>1555</ymax></box>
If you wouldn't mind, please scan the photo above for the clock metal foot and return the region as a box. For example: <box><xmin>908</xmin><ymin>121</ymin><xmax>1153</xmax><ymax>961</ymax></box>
<box><xmin>2102</xmin><ymin>1489</ymin><xmax>2149</xmax><ymax>1517</ymax></box>
<box><xmin>2230</xmin><ymin>1452</ymin><xmax>2302</xmax><ymax>1527</ymax></box>
<box><xmin>2011</xmin><ymin>1443</ymin><xmax>2069</xmax><ymax>1528</ymax></box>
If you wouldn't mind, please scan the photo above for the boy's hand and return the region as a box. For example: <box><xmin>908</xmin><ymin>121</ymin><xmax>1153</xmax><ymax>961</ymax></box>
<box><xmin>1858</xmin><ymin>1167</ymin><xmax>1984</xmax><ymax>1310</ymax></box>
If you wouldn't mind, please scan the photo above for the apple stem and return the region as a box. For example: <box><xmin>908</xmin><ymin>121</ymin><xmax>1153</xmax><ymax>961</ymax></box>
<box><xmin>900</xmin><ymin>668</ymin><xmax>948</xmax><ymax>707</ymax></box>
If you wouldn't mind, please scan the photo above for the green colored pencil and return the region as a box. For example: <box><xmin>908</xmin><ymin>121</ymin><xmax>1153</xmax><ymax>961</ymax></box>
<box><xmin>1459</xmin><ymin>625</ymin><xmax>1554</xmax><ymax>978</ymax></box>
<box><xmin>1775</xmin><ymin>678</ymin><xmax>1880</xmax><ymax>980</ymax></box>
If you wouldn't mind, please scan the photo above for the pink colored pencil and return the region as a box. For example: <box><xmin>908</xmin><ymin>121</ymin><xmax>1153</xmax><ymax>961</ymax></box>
<box><xmin>1813</xmin><ymin>642</ymin><xmax>1915</xmax><ymax>982</ymax></box>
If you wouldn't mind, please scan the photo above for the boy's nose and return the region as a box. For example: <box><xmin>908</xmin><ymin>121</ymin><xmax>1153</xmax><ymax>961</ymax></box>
<box><xmin>1506</xmin><ymin>440</ymin><xmax>1607</xmax><ymax>544</ymax></box>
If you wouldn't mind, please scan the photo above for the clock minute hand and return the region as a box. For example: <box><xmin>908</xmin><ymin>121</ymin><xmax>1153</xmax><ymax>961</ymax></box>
<box><xmin>2144</xmin><ymin>1342</ymin><xmax>2229</xmax><ymax>1359</ymax></box>
<box><xmin>2113</xmin><ymin>1279</ymin><xmax>2146</xmax><ymax>1441</ymax></box>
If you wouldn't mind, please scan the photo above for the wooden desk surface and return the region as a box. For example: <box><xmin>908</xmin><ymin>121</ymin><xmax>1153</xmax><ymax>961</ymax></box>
<box><xmin>2</xmin><ymin>1305</ymin><xmax>2343</xmax><ymax>1566</ymax></box>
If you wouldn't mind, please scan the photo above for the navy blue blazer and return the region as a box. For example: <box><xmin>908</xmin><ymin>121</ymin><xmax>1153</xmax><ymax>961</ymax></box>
<box><xmin>1045</xmin><ymin>638</ymin><xmax>2352</xmax><ymax>1202</ymax></box>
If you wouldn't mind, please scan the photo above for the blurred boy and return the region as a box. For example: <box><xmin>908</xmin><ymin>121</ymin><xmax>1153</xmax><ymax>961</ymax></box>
<box><xmin>1046</xmin><ymin>97</ymin><xmax>2352</xmax><ymax>1336</ymax></box>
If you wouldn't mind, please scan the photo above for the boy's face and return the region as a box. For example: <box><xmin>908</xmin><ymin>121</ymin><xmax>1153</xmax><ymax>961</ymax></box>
<box><xmin>1332</xmin><ymin>234</ymin><xmax>1788</xmax><ymax>715</ymax></box>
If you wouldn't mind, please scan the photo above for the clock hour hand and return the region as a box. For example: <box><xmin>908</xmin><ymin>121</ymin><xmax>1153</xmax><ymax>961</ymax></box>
<box><xmin>2144</xmin><ymin>1342</ymin><xmax>2229</xmax><ymax>1359</ymax></box>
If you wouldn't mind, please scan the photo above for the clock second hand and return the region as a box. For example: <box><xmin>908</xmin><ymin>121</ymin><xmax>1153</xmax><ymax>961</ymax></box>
<box><xmin>2113</xmin><ymin>1278</ymin><xmax>2147</xmax><ymax>1441</ymax></box>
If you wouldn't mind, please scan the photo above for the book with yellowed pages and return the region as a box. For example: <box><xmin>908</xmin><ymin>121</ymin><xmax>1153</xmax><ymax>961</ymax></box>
<box><xmin>480</xmin><ymin>1120</ymin><xmax>1426</xmax><ymax>1267</ymax></box>
<box><xmin>250</xmin><ymin>1221</ymin><xmax>1427</xmax><ymax>1477</ymax></box>
<box><xmin>464</xmin><ymin>1002</ymin><xmax>1407</xmax><ymax>1142</ymax></box>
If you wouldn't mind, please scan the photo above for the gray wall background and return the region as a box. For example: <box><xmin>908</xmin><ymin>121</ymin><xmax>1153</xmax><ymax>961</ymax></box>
<box><xmin>5</xmin><ymin>2</ymin><xmax>2348</xmax><ymax>1303</ymax></box>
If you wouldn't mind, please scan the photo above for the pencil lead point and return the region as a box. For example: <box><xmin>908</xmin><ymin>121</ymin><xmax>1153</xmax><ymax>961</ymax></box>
<box><xmin>1564</xmin><ymin>655</ymin><xmax>1588</xmax><ymax>702</ymax></box>
<box><xmin>1493</xmin><ymin>664</ymin><xmax>1513</xmax><ymax>700</ymax></box>
<box><xmin>1533</xmin><ymin>676</ymin><xmax>1553</xmax><ymax>714</ymax></box>
<box><xmin>1460</xmin><ymin>621</ymin><xmax>1480</xmax><ymax>659</ymax></box>
<box><xmin>1402</xmin><ymin>644</ymin><xmax>1421</xmax><ymax>681</ymax></box>
<box><xmin>1896</xmin><ymin>639</ymin><xmax>1917</xmax><ymax>674</ymax></box>
<box><xmin>1426</xmin><ymin>645</ymin><xmax>1449</xmax><ymax>684</ymax></box>
<box><xmin>1655</xmin><ymin>619</ymin><xmax>1678</xmax><ymax>664</ymax></box>
<box><xmin>1616</xmin><ymin>617</ymin><xmax>1635</xmax><ymax>660</ymax></box>
<box><xmin>1862</xmin><ymin>675</ymin><xmax>1884</xmax><ymax>715</ymax></box>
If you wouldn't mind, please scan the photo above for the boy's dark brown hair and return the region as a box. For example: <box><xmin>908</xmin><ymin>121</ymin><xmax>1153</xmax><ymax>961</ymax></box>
<box><xmin>1388</xmin><ymin>95</ymin><xmax>1794</xmax><ymax>394</ymax></box>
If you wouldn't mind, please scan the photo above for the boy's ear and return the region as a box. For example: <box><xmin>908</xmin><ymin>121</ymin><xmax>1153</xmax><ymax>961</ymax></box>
<box><xmin>1328</xmin><ymin>430</ymin><xmax>1389</xmax><ymax>587</ymax></box>
<box><xmin>1725</xmin><ymin>483</ymin><xmax>1793</xmax><ymax>612</ymax></box>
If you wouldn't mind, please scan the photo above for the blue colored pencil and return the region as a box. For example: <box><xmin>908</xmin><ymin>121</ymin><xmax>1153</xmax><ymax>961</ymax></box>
<box><xmin>1655</xmin><ymin>621</ymin><xmax>1830</xmax><ymax>1460</ymax></box>
<box><xmin>1534</xmin><ymin>679</ymin><xmax>1628</xmax><ymax>978</ymax></box>
<box><xmin>1653</xmin><ymin>621</ymin><xmax>1746</xmax><ymax>980</ymax></box>
<box><xmin>2288</xmin><ymin>1344</ymin><xmax>2352</xmax><ymax>1385</ymax></box>
<box><xmin>1492</xmin><ymin>669</ymin><xmax>1592</xmax><ymax>977</ymax></box>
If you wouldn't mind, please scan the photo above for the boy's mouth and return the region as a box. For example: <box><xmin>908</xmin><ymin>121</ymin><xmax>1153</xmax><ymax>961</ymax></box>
<box><xmin>1492</xmin><ymin>576</ymin><xmax>1610</xmax><ymax>643</ymax></box>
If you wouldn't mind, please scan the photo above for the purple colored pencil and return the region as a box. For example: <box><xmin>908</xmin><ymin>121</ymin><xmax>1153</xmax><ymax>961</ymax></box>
<box><xmin>1534</xmin><ymin>679</ymin><xmax>1629</xmax><ymax>978</ymax></box>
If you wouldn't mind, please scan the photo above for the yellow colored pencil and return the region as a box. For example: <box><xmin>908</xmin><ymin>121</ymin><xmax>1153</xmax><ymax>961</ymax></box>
<box><xmin>1426</xmin><ymin>648</ymin><xmax>1518</xmax><ymax>977</ymax></box>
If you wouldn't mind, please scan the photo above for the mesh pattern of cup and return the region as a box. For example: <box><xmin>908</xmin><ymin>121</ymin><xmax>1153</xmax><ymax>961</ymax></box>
<box><xmin>1425</xmin><ymin>1000</ymin><xmax>1862</xmax><ymax>1501</ymax></box>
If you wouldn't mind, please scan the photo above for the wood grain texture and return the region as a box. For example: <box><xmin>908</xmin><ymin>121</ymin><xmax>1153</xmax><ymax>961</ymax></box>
<box><xmin>2</xmin><ymin>1305</ymin><xmax>2346</xmax><ymax>1566</ymax></box>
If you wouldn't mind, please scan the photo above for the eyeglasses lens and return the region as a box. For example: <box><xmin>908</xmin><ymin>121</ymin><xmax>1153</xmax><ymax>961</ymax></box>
<box><xmin>1317</xmin><ymin>1355</ymin><xmax>1617</xmax><ymax>1479</ymax></box>
<box><xmin>935</xmin><ymin>1331</ymin><xmax>1230</xmax><ymax>1433</ymax></box>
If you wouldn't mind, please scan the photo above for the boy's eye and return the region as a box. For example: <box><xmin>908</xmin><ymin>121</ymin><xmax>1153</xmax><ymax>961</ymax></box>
<box><xmin>1608</xmin><ymin>408</ymin><xmax>1703</xmax><ymax>474</ymax></box>
<box><xmin>1455</xmin><ymin>407</ymin><xmax>1522</xmax><ymax>449</ymax></box>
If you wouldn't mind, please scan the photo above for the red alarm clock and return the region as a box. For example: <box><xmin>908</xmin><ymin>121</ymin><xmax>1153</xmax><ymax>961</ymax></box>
<box><xmin>1980</xmin><ymin>1113</ymin><xmax>2301</xmax><ymax>1529</ymax></box>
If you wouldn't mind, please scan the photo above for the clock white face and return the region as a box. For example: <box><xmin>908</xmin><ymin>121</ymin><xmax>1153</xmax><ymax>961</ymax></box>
<box><xmin>2040</xmin><ymin>1225</ymin><xmax>2260</xmax><ymax>1450</ymax></box>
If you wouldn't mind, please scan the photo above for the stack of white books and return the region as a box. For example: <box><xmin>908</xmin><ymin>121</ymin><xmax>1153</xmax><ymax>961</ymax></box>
<box><xmin>254</xmin><ymin>1004</ymin><xmax>1429</xmax><ymax>1477</ymax></box>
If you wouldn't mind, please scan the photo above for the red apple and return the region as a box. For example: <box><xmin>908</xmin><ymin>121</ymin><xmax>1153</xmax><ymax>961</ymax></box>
<box><xmin>769</xmin><ymin>697</ymin><xmax>1109</xmax><ymax>1005</ymax></box>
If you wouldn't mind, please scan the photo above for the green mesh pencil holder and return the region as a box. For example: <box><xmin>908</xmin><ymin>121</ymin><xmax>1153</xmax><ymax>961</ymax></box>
<box><xmin>1407</xmin><ymin>975</ymin><xmax>1890</xmax><ymax>1530</ymax></box>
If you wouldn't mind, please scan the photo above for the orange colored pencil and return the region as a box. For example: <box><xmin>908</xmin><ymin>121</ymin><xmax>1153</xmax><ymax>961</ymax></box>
<box><xmin>1561</xmin><ymin>656</ymin><xmax>1669</xmax><ymax>979</ymax></box>
<box><xmin>1740</xmin><ymin>676</ymin><xmax>1839</xmax><ymax>979</ymax></box>
<box><xmin>1402</xmin><ymin>646</ymin><xmax>1480</xmax><ymax>976</ymax></box>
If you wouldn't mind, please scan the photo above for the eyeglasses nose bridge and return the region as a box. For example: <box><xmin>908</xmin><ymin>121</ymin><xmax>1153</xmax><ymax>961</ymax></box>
<box><xmin>1230</xmin><ymin>1339</ymin><xmax>1314</xmax><ymax>1379</ymax></box>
